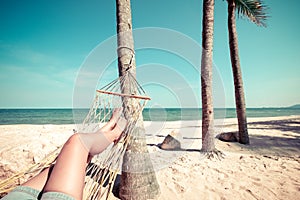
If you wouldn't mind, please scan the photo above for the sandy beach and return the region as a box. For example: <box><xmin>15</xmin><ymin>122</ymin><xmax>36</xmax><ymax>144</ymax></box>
<box><xmin>0</xmin><ymin>116</ymin><xmax>299</xmax><ymax>199</ymax></box>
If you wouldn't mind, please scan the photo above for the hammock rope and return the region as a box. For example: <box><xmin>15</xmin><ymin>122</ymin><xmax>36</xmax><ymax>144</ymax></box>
<box><xmin>81</xmin><ymin>70</ymin><xmax>150</xmax><ymax>200</ymax></box>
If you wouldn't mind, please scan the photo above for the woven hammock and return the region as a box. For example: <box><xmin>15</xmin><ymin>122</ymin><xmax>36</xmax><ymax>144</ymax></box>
<box><xmin>81</xmin><ymin>71</ymin><xmax>150</xmax><ymax>200</ymax></box>
<box><xmin>0</xmin><ymin>71</ymin><xmax>150</xmax><ymax>200</ymax></box>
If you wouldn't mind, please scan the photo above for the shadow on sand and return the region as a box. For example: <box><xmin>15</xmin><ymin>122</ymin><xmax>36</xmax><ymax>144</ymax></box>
<box><xmin>221</xmin><ymin>117</ymin><xmax>300</xmax><ymax>156</ymax></box>
<box><xmin>147</xmin><ymin>143</ymin><xmax>201</xmax><ymax>153</ymax></box>
<box><xmin>248</xmin><ymin>118</ymin><xmax>300</xmax><ymax>134</ymax></box>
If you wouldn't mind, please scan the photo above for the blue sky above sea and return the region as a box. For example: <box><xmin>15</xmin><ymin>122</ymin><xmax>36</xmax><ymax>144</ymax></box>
<box><xmin>0</xmin><ymin>0</ymin><xmax>299</xmax><ymax>109</ymax></box>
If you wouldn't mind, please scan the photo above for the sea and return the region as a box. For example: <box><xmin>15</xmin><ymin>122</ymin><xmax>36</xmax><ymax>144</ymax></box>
<box><xmin>0</xmin><ymin>108</ymin><xmax>299</xmax><ymax>125</ymax></box>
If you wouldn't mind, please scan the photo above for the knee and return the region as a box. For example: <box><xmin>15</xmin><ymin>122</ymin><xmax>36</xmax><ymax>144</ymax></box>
<box><xmin>66</xmin><ymin>133</ymin><xmax>90</xmax><ymax>154</ymax></box>
<box><xmin>64</xmin><ymin>133</ymin><xmax>82</xmax><ymax>148</ymax></box>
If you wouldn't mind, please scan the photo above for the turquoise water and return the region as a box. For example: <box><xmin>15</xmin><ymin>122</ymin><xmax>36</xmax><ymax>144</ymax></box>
<box><xmin>0</xmin><ymin>108</ymin><xmax>299</xmax><ymax>125</ymax></box>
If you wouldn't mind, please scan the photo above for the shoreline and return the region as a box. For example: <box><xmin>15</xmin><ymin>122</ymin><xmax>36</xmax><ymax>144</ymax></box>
<box><xmin>0</xmin><ymin>114</ymin><xmax>299</xmax><ymax>125</ymax></box>
<box><xmin>1</xmin><ymin>115</ymin><xmax>299</xmax><ymax>199</ymax></box>
<box><xmin>1</xmin><ymin>108</ymin><xmax>300</xmax><ymax>125</ymax></box>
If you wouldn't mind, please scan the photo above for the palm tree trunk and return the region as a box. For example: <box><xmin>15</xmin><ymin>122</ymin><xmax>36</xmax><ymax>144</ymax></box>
<box><xmin>116</xmin><ymin>0</ymin><xmax>160</xmax><ymax>199</ymax></box>
<box><xmin>228</xmin><ymin>0</ymin><xmax>249</xmax><ymax>144</ymax></box>
<box><xmin>201</xmin><ymin>0</ymin><xmax>215</xmax><ymax>152</ymax></box>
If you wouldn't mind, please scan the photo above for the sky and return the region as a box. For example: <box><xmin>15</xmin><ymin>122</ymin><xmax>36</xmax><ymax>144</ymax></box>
<box><xmin>0</xmin><ymin>0</ymin><xmax>299</xmax><ymax>108</ymax></box>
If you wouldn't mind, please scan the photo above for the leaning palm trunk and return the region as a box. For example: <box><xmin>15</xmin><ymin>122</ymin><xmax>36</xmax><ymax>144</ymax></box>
<box><xmin>116</xmin><ymin>0</ymin><xmax>160</xmax><ymax>199</ymax></box>
<box><xmin>228</xmin><ymin>0</ymin><xmax>249</xmax><ymax>144</ymax></box>
<box><xmin>201</xmin><ymin>0</ymin><xmax>216</xmax><ymax>153</ymax></box>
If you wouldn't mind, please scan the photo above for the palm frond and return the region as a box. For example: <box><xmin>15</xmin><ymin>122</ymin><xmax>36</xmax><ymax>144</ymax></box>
<box><xmin>234</xmin><ymin>0</ymin><xmax>268</xmax><ymax>27</ymax></box>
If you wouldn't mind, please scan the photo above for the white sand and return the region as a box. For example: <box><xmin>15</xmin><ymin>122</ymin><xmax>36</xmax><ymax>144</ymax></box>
<box><xmin>0</xmin><ymin>116</ymin><xmax>299</xmax><ymax>199</ymax></box>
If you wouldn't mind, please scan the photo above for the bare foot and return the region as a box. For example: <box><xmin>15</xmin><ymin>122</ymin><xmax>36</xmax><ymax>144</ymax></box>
<box><xmin>100</xmin><ymin>108</ymin><xmax>123</xmax><ymax>132</ymax></box>
<box><xmin>103</xmin><ymin>117</ymin><xmax>127</xmax><ymax>143</ymax></box>
<box><xmin>78</xmin><ymin>108</ymin><xmax>127</xmax><ymax>156</ymax></box>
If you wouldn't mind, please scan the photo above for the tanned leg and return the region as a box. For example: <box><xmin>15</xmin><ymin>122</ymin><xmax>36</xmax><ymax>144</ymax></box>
<box><xmin>22</xmin><ymin>109</ymin><xmax>126</xmax><ymax>200</ymax></box>
<box><xmin>22</xmin><ymin>166</ymin><xmax>53</xmax><ymax>192</ymax></box>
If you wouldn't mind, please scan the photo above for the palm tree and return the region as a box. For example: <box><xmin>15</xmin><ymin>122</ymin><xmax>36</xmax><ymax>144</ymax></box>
<box><xmin>227</xmin><ymin>0</ymin><xmax>267</xmax><ymax>144</ymax></box>
<box><xmin>116</xmin><ymin>0</ymin><xmax>160</xmax><ymax>199</ymax></box>
<box><xmin>201</xmin><ymin>0</ymin><xmax>220</xmax><ymax>157</ymax></box>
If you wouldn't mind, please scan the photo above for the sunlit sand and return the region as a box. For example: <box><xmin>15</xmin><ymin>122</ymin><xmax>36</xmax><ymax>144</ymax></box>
<box><xmin>1</xmin><ymin>116</ymin><xmax>299</xmax><ymax>199</ymax></box>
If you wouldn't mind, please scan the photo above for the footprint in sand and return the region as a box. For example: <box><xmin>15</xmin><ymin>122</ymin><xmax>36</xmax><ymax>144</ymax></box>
<box><xmin>171</xmin><ymin>167</ymin><xmax>178</xmax><ymax>173</ymax></box>
<box><xmin>174</xmin><ymin>182</ymin><xmax>185</xmax><ymax>193</ymax></box>
<box><xmin>280</xmin><ymin>163</ymin><xmax>287</xmax><ymax>170</ymax></box>
<box><xmin>252</xmin><ymin>181</ymin><xmax>262</xmax><ymax>187</ymax></box>
<box><xmin>250</xmin><ymin>176</ymin><xmax>261</xmax><ymax>182</ymax></box>
<box><xmin>213</xmin><ymin>168</ymin><xmax>229</xmax><ymax>178</ymax></box>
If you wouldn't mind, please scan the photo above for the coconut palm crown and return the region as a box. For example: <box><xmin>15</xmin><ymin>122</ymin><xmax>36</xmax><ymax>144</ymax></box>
<box><xmin>233</xmin><ymin>0</ymin><xmax>268</xmax><ymax>26</ymax></box>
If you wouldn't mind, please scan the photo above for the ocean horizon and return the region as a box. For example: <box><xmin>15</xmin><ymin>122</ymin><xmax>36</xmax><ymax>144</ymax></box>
<box><xmin>0</xmin><ymin>107</ymin><xmax>299</xmax><ymax>125</ymax></box>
